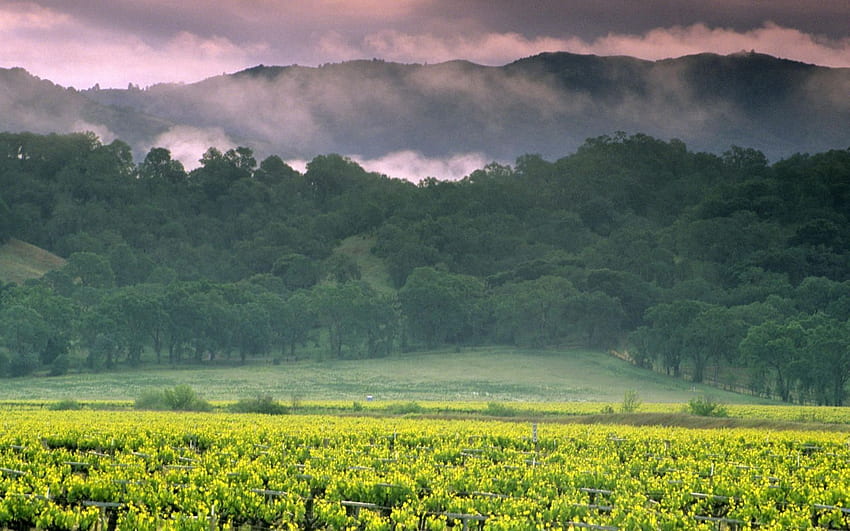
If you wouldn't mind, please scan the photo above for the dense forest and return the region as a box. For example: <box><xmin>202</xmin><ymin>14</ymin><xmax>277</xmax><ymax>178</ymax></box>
<box><xmin>0</xmin><ymin>131</ymin><xmax>849</xmax><ymax>404</ymax></box>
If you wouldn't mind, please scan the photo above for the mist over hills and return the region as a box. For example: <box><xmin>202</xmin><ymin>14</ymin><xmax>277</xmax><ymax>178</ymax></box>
<box><xmin>2</xmin><ymin>52</ymin><xmax>848</xmax><ymax>174</ymax></box>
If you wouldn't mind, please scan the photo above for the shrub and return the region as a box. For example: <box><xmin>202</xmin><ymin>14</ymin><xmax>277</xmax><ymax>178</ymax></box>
<box><xmin>620</xmin><ymin>390</ymin><xmax>641</xmax><ymax>413</ymax></box>
<box><xmin>686</xmin><ymin>396</ymin><xmax>728</xmax><ymax>417</ymax></box>
<box><xmin>48</xmin><ymin>399</ymin><xmax>83</xmax><ymax>411</ymax></box>
<box><xmin>135</xmin><ymin>385</ymin><xmax>212</xmax><ymax>412</ymax></box>
<box><xmin>230</xmin><ymin>395</ymin><xmax>288</xmax><ymax>415</ymax></box>
<box><xmin>163</xmin><ymin>385</ymin><xmax>212</xmax><ymax>411</ymax></box>
<box><xmin>388</xmin><ymin>401</ymin><xmax>424</xmax><ymax>415</ymax></box>
<box><xmin>290</xmin><ymin>393</ymin><xmax>304</xmax><ymax>410</ymax></box>
<box><xmin>134</xmin><ymin>389</ymin><xmax>167</xmax><ymax>410</ymax></box>
<box><xmin>482</xmin><ymin>402</ymin><xmax>518</xmax><ymax>417</ymax></box>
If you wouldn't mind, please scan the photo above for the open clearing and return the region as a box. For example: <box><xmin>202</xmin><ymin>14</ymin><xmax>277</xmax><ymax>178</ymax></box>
<box><xmin>0</xmin><ymin>238</ymin><xmax>65</xmax><ymax>284</ymax></box>
<box><xmin>0</xmin><ymin>347</ymin><xmax>774</xmax><ymax>404</ymax></box>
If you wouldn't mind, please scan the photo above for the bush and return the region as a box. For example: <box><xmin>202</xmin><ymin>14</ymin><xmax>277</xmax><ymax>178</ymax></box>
<box><xmin>229</xmin><ymin>395</ymin><xmax>288</xmax><ymax>415</ymax></box>
<box><xmin>135</xmin><ymin>389</ymin><xmax>167</xmax><ymax>410</ymax></box>
<box><xmin>163</xmin><ymin>385</ymin><xmax>212</xmax><ymax>411</ymax></box>
<box><xmin>482</xmin><ymin>402</ymin><xmax>518</xmax><ymax>417</ymax></box>
<box><xmin>48</xmin><ymin>399</ymin><xmax>83</xmax><ymax>410</ymax></box>
<box><xmin>135</xmin><ymin>385</ymin><xmax>212</xmax><ymax>412</ymax></box>
<box><xmin>686</xmin><ymin>396</ymin><xmax>728</xmax><ymax>417</ymax></box>
<box><xmin>620</xmin><ymin>390</ymin><xmax>641</xmax><ymax>413</ymax></box>
<box><xmin>388</xmin><ymin>401</ymin><xmax>424</xmax><ymax>415</ymax></box>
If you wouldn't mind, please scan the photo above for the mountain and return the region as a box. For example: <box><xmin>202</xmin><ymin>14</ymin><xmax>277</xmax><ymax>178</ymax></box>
<box><xmin>0</xmin><ymin>67</ymin><xmax>172</xmax><ymax>149</ymax></box>
<box><xmin>2</xmin><ymin>52</ymin><xmax>849</xmax><ymax>165</ymax></box>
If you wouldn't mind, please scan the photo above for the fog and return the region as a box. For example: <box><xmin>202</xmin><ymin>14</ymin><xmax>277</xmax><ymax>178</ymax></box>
<box><xmin>3</xmin><ymin>50</ymin><xmax>849</xmax><ymax>179</ymax></box>
<box><xmin>352</xmin><ymin>151</ymin><xmax>493</xmax><ymax>183</ymax></box>
<box><xmin>118</xmin><ymin>54</ymin><xmax>787</xmax><ymax>164</ymax></box>
<box><xmin>152</xmin><ymin>126</ymin><xmax>237</xmax><ymax>170</ymax></box>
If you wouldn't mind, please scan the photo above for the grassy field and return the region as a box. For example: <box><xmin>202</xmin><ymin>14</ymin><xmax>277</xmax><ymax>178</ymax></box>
<box><xmin>334</xmin><ymin>234</ymin><xmax>395</xmax><ymax>293</ymax></box>
<box><xmin>0</xmin><ymin>238</ymin><xmax>65</xmax><ymax>284</ymax></box>
<box><xmin>0</xmin><ymin>347</ymin><xmax>776</xmax><ymax>404</ymax></box>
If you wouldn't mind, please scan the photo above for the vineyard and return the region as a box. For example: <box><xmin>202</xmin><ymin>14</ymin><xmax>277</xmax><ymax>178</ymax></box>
<box><xmin>1</xmin><ymin>409</ymin><xmax>850</xmax><ymax>530</ymax></box>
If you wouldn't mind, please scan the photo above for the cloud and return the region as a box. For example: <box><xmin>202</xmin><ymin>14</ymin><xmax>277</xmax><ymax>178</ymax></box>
<box><xmin>151</xmin><ymin>126</ymin><xmax>237</xmax><ymax>170</ymax></box>
<box><xmin>3</xmin><ymin>0</ymin><xmax>848</xmax><ymax>91</ymax></box>
<box><xmin>323</xmin><ymin>23</ymin><xmax>850</xmax><ymax>68</ymax></box>
<box><xmin>351</xmin><ymin>151</ymin><xmax>492</xmax><ymax>182</ymax></box>
<box><xmin>71</xmin><ymin>121</ymin><xmax>116</xmax><ymax>144</ymax></box>
<box><xmin>0</xmin><ymin>1</ymin><xmax>69</xmax><ymax>30</ymax></box>
<box><xmin>288</xmin><ymin>151</ymin><xmax>493</xmax><ymax>183</ymax></box>
<box><xmin>588</xmin><ymin>23</ymin><xmax>850</xmax><ymax>68</ymax></box>
<box><xmin>322</xmin><ymin>30</ymin><xmax>577</xmax><ymax>65</ymax></box>
<box><xmin>0</xmin><ymin>2</ymin><xmax>266</xmax><ymax>88</ymax></box>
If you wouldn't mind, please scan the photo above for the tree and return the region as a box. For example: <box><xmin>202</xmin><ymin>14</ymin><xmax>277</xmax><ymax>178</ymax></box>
<box><xmin>234</xmin><ymin>301</ymin><xmax>273</xmax><ymax>362</ymax></box>
<box><xmin>65</xmin><ymin>252</ymin><xmax>115</xmax><ymax>288</ymax></box>
<box><xmin>191</xmin><ymin>147</ymin><xmax>255</xmax><ymax>201</ymax></box>
<box><xmin>800</xmin><ymin>314</ymin><xmax>850</xmax><ymax>406</ymax></box>
<box><xmin>304</xmin><ymin>154</ymin><xmax>368</xmax><ymax>206</ymax></box>
<box><xmin>101</xmin><ymin>286</ymin><xmax>166</xmax><ymax>365</ymax></box>
<box><xmin>584</xmin><ymin>269</ymin><xmax>660</xmax><ymax>329</ymax></box>
<box><xmin>684</xmin><ymin>305</ymin><xmax>746</xmax><ymax>384</ymax></box>
<box><xmin>491</xmin><ymin>276</ymin><xmax>578</xmax><ymax>346</ymax></box>
<box><xmin>161</xmin><ymin>282</ymin><xmax>195</xmax><ymax>363</ymax></box>
<box><xmin>567</xmin><ymin>290</ymin><xmax>627</xmax><ymax>350</ymax></box>
<box><xmin>138</xmin><ymin>147</ymin><xmax>187</xmax><ymax>188</ymax></box>
<box><xmin>360</xmin><ymin>293</ymin><xmax>400</xmax><ymax>358</ymax></box>
<box><xmin>254</xmin><ymin>155</ymin><xmax>300</xmax><ymax>186</ymax></box>
<box><xmin>0</xmin><ymin>305</ymin><xmax>49</xmax><ymax>376</ymax></box>
<box><xmin>722</xmin><ymin>145</ymin><xmax>769</xmax><ymax>179</ymax></box>
<box><xmin>641</xmin><ymin>300</ymin><xmax>706</xmax><ymax>377</ymax></box>
<box><xmin>271</xmin><ymin>253</ymin><xmax>320</xmax><ymax>290</ymax></box>
<box><xmin>276</xmin><ymin>291</ymin><xmax>315</xmax><ymax>358</ymax></box>
<box><xmin>309</xmin><ymin>282</ymin><xmax>382</xmax><ymax>358</ymax></box>
<box><xmin>4</xmin><ymin>284</ymin><xmax>75</xmax><ymax>366</ymax></box>
<box><xmin>0</xmin><ymin>194</ymin><xmax>13</xmax><ymax>242</ymax></box>
<box><xmin>398</xmin><ymin>267</ymin><xmax>485</xmax><ymax>347</ymax></box>
<box><xmin>739</xmin><ymin>319</ymin><xmax>803</xmax><ymax>401</ymax></box>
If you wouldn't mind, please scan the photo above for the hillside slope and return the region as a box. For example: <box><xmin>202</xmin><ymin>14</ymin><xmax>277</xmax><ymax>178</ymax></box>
<box><xmin>0</xmin><ymin>238</ymin><xmax>65</xmax><ymax>285</ymax></box>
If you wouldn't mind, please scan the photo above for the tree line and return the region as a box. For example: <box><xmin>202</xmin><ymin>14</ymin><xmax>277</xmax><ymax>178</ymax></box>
<box><xmin>0</xmin><ymin>131</ymin><xmax>849</xmax><ymax>404</ymax></box>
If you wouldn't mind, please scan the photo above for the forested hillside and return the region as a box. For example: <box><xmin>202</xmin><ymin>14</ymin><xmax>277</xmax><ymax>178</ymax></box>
<box><xmin>1</xmin><ymin>131</ymin><xmax>849</xmax><ymax>404</ymax></box>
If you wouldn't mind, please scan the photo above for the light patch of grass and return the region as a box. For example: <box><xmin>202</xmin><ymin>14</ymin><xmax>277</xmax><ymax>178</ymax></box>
<box><xmin>0</xmin><ymin>238</ymin><xmax>65</xmax><ymax>284</ymax></box>
<box><xmin>334</xmin><ymin>235</ymin><xmax>394</xmax><ymax>294</ymax></box>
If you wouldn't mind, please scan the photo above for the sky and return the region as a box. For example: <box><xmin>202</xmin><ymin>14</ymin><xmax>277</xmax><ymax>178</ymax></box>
<box><xmin>1</xmin><ymin>0</ymin><xmax>849</xmax><ymax>90</ymax></box>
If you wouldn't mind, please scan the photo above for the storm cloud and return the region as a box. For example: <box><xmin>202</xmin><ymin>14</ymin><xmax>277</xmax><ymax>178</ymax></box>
<box><xmin>1</xmin><ymin>0</ymin><xmax>847</xmax><ymax>88</ymax></box>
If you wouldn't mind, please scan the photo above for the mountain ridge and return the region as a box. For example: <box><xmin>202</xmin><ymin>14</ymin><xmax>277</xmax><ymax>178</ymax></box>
<box><xmin>1</xmin><ymin>52</ymin><xmax>848</xmax><ymax>166</ymax></box>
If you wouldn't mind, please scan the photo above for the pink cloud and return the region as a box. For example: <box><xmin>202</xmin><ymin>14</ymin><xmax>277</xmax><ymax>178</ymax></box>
<box><xmin>2</xmin><ymin>0</ymin><xmax>847</xmax><ymax>92</ymax></box>
<box><xmin>0</xmin><ymin>1</ymin><xmax>69</xmax><ymax>30</ymax></box>
<box><xmin>328</xmin><ymin>23</ymin><xmax>850</xmax><ymax>68</ymax></box>
<box><xmin>0</xmin><ymin>2</ymin><xmax>265</xmax><ymax>88</ymax></box>
<box><xmin>590</xmin><ymin>23</ymin><xmax>850</xmax><ymax>67</ymax></box>
<box><xmin>351</xmin><ymin>150</ymin><xmax>491</xmax><ymax>182</ymax></box>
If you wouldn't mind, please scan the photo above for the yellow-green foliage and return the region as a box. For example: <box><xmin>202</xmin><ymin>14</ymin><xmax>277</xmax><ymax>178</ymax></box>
<box><xmin>0</xmin><ymin>410</ymin><xmax>849</xmax><ymax>529</ymax></box>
